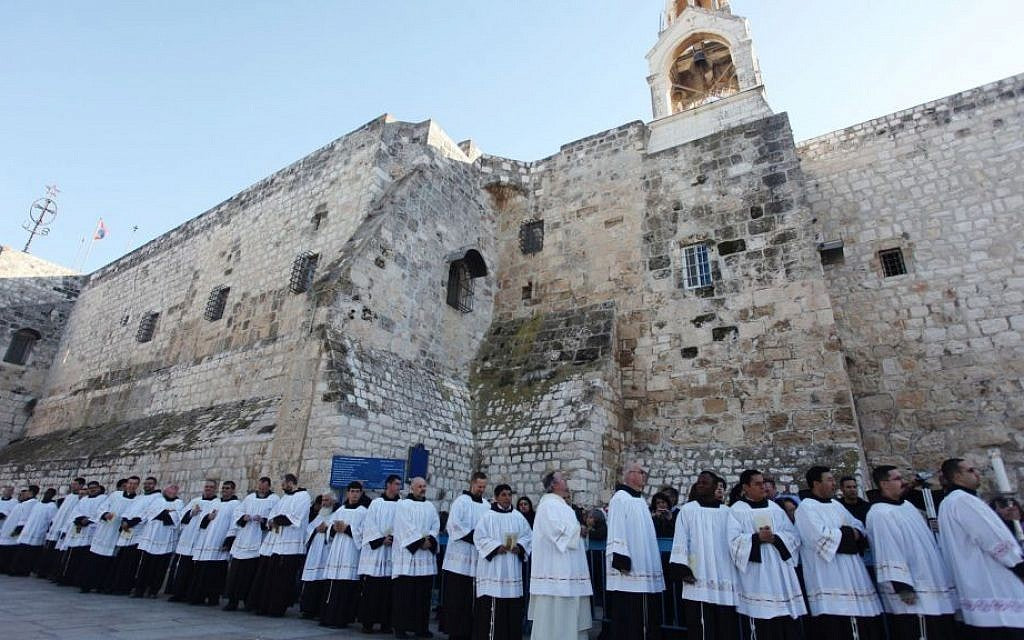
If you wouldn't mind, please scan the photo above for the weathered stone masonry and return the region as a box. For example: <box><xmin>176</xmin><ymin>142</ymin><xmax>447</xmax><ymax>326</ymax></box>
<box><xmin>1</xmin><ymin>4</ymin><xmax>1022</xmax><ymax>504</ymax></box>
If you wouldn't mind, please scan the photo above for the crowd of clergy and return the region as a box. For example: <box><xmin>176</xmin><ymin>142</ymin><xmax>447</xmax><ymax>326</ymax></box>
<box><xmin>0</xmin><ymin>456</ymin><xmax>1021</xmax><ymax>640</ymax></box>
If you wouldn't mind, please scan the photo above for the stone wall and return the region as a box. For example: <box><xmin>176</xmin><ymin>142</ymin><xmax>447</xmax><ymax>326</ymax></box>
<box><xmin>800</xmin><ymin>73</ymin><xmax>1024</xmax><ymax>488</ymax></box>
<box><xmin>0</xmin><ymin>248</ymin><xmax>82</xmax><ymax>448</ymax></box>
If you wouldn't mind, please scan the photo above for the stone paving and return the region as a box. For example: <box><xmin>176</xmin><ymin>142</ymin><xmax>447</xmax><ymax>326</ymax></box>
<box><xmin>0</xmin><ymin>574</ymin><xmax>382</xmax><ymax>639</ymax></box>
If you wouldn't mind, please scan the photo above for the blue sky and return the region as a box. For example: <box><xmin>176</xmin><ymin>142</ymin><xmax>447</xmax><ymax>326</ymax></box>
<box><xmin>3</xmin><ymin>1</ymin><xmax>1022</xmax><ymax>272</ymax></box>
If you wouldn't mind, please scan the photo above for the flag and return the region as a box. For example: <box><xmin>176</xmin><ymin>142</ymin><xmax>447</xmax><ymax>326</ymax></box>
<box><xmin>93</xmin><ymin>218</ymin><xmax>107</xmax><ymax>240</ymax></box>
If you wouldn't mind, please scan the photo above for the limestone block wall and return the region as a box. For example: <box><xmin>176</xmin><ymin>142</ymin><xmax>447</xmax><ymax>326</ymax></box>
<box><xmin>628</xmin><ymin>112</ymin><xmax>862</xmax><ymax>488</ymax></box>
<box><xmin>471</xmin><ymin>303</ymin><xmax>622</xmax><ymax>505</ymax></box>
<box><xmin>800</xmin><ymin>74</ymin><xmax>1024</xmax><ymax>485</ymax></box>
<box><xmin>27</xmin><ymin>115</ymin><xmax>390</xmax><ymax>440</ymax></box>
<box><xmin>0</xmin><ymin>248</ymin><xmax>82</xmax><ymax>447</ymax></box>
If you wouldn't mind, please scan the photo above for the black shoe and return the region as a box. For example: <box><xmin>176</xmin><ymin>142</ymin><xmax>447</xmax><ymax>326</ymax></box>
<box><xmin>222</xmin><ymin>601</ymin><xmax>238</xmax><ymax>611</ymax></box>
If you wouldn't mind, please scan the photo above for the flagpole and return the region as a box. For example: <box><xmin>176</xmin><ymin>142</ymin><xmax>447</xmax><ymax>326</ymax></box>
<box><xmin>72</xmin><ymin>236</ymin><xmax>87</xmax><ymax>273</ymax></box>
<box><xmin>80</xmin><ymin>234</ymin><xmax>98</xmax><ymax>273</ymax></box>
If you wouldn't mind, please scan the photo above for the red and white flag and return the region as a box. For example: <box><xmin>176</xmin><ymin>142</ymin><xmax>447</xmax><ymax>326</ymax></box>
<box><xmin>93</xmin><ymin>218</ymin><xmax>107</xmax><ymax>240</ymax></box>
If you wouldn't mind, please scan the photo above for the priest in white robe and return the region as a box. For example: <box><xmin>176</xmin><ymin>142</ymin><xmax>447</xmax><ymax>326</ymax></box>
<box><xmin>62</xmin><ymin>482</ymin><xmax>105</xmax><ymax>586</ymax></box>
<box><xmin>0</xmin><ymin>486</ymin><xmax>14</xmax><ymax>521</ymax></box>
<box><xmin>795</xmin><ymin>466</ymin><xmax>882</xmax><ymax>640</ymax></box>
<box><xmin>109</xmin><ymin>475</ymin><xmax>160</xmax><ymax>594</ymax></box>
<box><xmin>133</xmin><ymin>484</ymin><xmax>183</xmax><ymax>598</ymax></box>
<box><xmin>168</xmin><ymin>479</ymin><xmax>218</xmax><ymax>601</ymax></box>
<box><xmin>320</xmin><ymin>481</ymin><xmax>367</xmax><ymax>629</ymax></box>
<box><xmin>866</xmin><ymin>465</ymin><xmax>957</xmax><ymax>640</ymax></box>
<box><xmin>0</xmin><ymin>485</ymin><xmax>38</xmax><ymax>574</ymax></box>
<box><xmin>440</xmin><ymin>471</ymin><xmax>491</xmax><ymax>640</ymax></box>
<box><xmin>605</xmin><ymin>462</ymin><xmax>665</xmax><ymax>639</ymax></box>
<box><xmin>938</xmin><ymin>457</ymin><xmax>1024</xmax><ymax>638</ymax></box>
<box><xmin>391</xmin><ymin>476</ymin><xmax>440</xmax><ymax>638</ymax></box>
<box><xmin>81</xmin><ymin>476</ymin><xmax>139</xmax><ymax>593</ymax></box>
<box><xmin>670</xmin><ymin>470</ymin><xmax>739</xmax><ymax>640</ymax></box>
<box><xmin>11</xmin><ymin>487</ymin><xmax>58</xmax><ymax>576</ymax></box>
<box><xmin>728</xmin><ymin>470</ymin><xmax>806</xmax><ymax>640</ymax></box>
<box><xmin>298</xmin><ymin>491</ymin><xmax>338</xmax><ymax>618</ymax></box>
<box><xmin>248</xmin><ymin>473</ymin><xmax>311</xmax><ymax>617</ymax></box>
<box><xmin>187</xmin><ymin>479</ymin><xmax>239</xmax><ymax>605</ymax></box>
<box><xmin>358</xmin><ymin>473</ymin><xmax>402</xmax><ymax>634</ymax></box>
<box><xmin>473</xmin><ymin>483</ymin><xmax>532</xmax><ymax>640</ymax></box>
<box><xmin>529</xmin><ymin>470</ymin><xmax>593</xmax><ymax>640</ymax></box>
<box><xmin>223</xmin><ymin>476</ymin><xmax>278</xmax><ymax>611</ymax></box>
<box><xmin>38</xmin><ymin>477</ymin><xmax>84</xmax><ymax>579</ymax></box>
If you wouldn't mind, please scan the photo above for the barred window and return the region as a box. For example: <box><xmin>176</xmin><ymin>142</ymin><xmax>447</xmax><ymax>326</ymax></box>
<box><xmin>204</xmin><ymin>286</ymin><xmax>230</xmax><ymax>321</ymax></box>
<box><xmin>879</xmin><ymin>248</ymin><xmax>907</xmax><ymax>278</ymax></box>
<box><xmin>3</xmin><ymin>328</ymin><xmax>40</xmax><ymax>365</ymax></box>
<box><xmin>136</xmin><ymin>312</ymin><xmax>159</xmax><ymax>343</ymax></box>
<box><xmin>519</xmin><ymin>220</ymin><xmax>544</xmax><ymax>254</ymax></box>
<box><xmin>683</xmin><ymin>244</ymin><xmax>713</xmax><ymax>289</ymax></box>
<box><xmin>445</xmin><ymin>249</ymin><xmax>488</xmax><ymax>313</ymax></box>
<box><xmin>290</xmin><ymin>252</ymin><xmax>320</xmax><ymax>294</ymax></box>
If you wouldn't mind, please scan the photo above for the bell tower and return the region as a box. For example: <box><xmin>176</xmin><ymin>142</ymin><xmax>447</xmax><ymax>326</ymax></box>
<box><xmin>646</xmin><ymin>0</ymin><xmax>772</xmax><ymax>152</ymax></box>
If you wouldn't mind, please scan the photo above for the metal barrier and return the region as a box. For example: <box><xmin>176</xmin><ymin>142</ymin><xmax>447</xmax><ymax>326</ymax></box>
<box><xmin>435</xmin><ymin>535</ymin><xmax>687</xmax><ymax>637</ymax></box>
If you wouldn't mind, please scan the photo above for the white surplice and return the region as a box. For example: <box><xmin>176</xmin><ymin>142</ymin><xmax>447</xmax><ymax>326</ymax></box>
<box><xmin>323</xmin><ymin>504</ymin><xmax>367</xmax><ymax>581</ymax></box>
<box><xmin>191</xmin><ymin>496</ymin><xmax>240</xmax><ymax>562</ymax></box>
<box><xmin>475</xmin><ymin>504</ymin><xmax>532</xmax><ymax>598</ymax></box>
<box><xmin>392</xmin><ymin>497</ymin><xmax>440</xmax><ymax>577</ymax></box>
<box><xmin>229</xmin><ymin>492</ymin><xmax>278</xmax><ymax>560</ymax></box>
<box><xmin>174</xmin><ymin>496</ymin><xmax>218</xmax><ymax>557</ymax></box>
<box><xmin>17</xmin><ymin>499</ymin><xmax>58</xmax><ymax>546</ymax></box>
<box><xmin>136</xmin><ymin>495</ymin><xmax>183</xmax><ymax>555</ymax></box>
<box><xmin>0</xmin><ymin>496</ymin><xmax>15</xmax><ymax>521</ymax></box>
<box><xmin>795</xmin><ymin>497</ymin><xmax>882</xmax><ymax>617</ymax></box>
<box><xmin>728</xmin><ymin>499</ymin><xmax>806</xmax><ymax>619</ymax></box>
<box><xmin>47</xmin><ymin>494</ymin><xmax>80</xmax><ymax>546</ymax></box>
<box><xmin>302</xmin><ymin>506</ymin><xmax>338</xmax><ymax>581</ymax></box>
<box><xmin>866</xmin><ymin>499</ymin><xmax>957</xmax><ymax>616</ymax></box>
<box><xmin>530</xmin><ymin>492</ymin><xmax>593</xmax><ymax>597</ymax></box>
<box><xmin>65</xmin><ymin>494</ymin><xmax>106</xmax><ymax>549</ymax></box>
<box><xmin>90</xmin><ymin>491</ymin><xmax>142</xmax><ymax>556</ymax></box>
<box><xmin>606</xmin><ymin>486</ymin><xmax>665</xmax><ymax>594</ymax></box>
<box><xmin>670</xmin><ymin>500</ymin><xmax>737</xmax><ymax>606</ymax></box>
<box><xmin>528</xmin><ymin>493</ymin><xmax>592</xmax><ymax>640</ymax></box>
<box><xmin>358</xmin><ymin>496</ymin><xmax>400</xmax><ymax>578</ymax></box>
<box><xmin>116</xmin><ymin>491</ymin><xmax>160</xmax><ymax>548</ymax></box>
<box><xmin>262</xmin><ymin>489</ymin><xmax>311</xmax><ymax>556</ymax></box>
<box><xmin>0</xmin><ymin>497</ymin><xmax>38</xmax><ymax>546</ymax></box>
<box><xmin>939</xmin><ymin>488</ymin><xmax>1024</xmax><ymax>628</ymax></box>
<box><xmin>442</xmin><ymin>492</ymin><xmax>491</xmax><ymax>577</ymax></box>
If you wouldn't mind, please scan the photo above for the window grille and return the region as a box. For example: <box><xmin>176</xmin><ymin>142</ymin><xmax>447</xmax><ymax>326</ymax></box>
<box><xmin>519</xmin><ymin>220</ymin><xmax>545</xmax><ymax>254</ymax></box>
<box><xmin>204</xmin><ymin>286</ymin><xmax>230</xmax><ymax>321</ymax></box>
<box><xmin>446</xmin><ymin>261</ymin><xmax>474</xmax><ymax>313</ymax></box>
<box><xmin>136</xmin><ymin>312</ymin><xmax>159</xmax><ymax>343</ymax></box>
<box><xmin>3</xmin><ymin>328</ymin><xmax>40</xmax><ymax>365</ymax></box>
<box><xmin>290</xmin><ymin>252</ymin><xmax>320</xmax><ymax>294</ymax></box>
<box><xmin>879</xmin><ymin>248</ymin><xmax>907</xmax><ymax>277</ymax></box>
<box><xmin>683</xmin><ymin>244</ymin><xmax>713</xmax><ymax>289</ymax></box>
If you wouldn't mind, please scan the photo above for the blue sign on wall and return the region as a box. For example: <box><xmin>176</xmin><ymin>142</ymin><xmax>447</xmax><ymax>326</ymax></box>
<box><xmin>330</xmin><ymin>455</ymin><xmax>406</xmax><ymax>490</ymax></box>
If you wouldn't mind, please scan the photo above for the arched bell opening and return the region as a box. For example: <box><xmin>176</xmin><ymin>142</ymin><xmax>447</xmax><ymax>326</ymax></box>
<box><xmin>669</xmin><ymin>34</ymin><xmax>739</xmax><ymax>113</ymax></box>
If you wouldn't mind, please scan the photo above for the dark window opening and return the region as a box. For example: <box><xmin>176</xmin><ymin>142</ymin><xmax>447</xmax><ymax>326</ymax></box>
<box><xmin>522</xmin><ymin>281</ymin><xmax>533</xmax><ymax>301</ymax></box>
<box><xmin>879</xmin><ymin>248</ymin><xmax>907</xmax><ymax>277</ymax></box>
<box><xmin>311</xmin><ymin>205</ymin><xmax>327</xmax><ymax>231</ymax></box>
<box><xmin>820</xmin><ymin>247</ymin><xmax>845</xmax><ymax>266</ymax></box>
<box><xmin>519</xmin><ymin>220</ymin><xmax>545</xmax><ymax>254</ymax></box>
<box><xmin>3</xmin><ymin>328</ymin><xmax>41</xmax><ymax>365</ymax></box>
<box><xmin>445</xmin><ymin>249</ymin><xmax>488</xmax><ymax>313</ymax></box>
<box><xmin>447</xmin><ymin>262</ymin><xmax>474</xmax><ymax>312</ymax></box>
<box><xmin>136</xmin><ymin>312</ymin><xmax>159</xmax><ymax>343</ymax></box>
<box><xmin>204</xmin><ymin>286</ymin><xmax>230</xmax><ymax>321</ymax></box>
<box><xmin>290</xmin><ymin>252</ymin><xmax>320</xmax><ymax>293</ymax></box>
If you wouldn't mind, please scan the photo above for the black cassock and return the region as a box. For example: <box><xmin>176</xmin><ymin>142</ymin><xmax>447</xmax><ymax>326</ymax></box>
<box><xmin>391</xmin><ymin>575</ymin><xmax>434</xmax><ymax>635</ymax></box>
<box><xmin>320</xmin><ymin>578</ymin><xmax>361</xmax><ymax>628</ymax></box>
<box><xmin>473</xmin><ymin>594</ymin><xmax>524</xmax><ymax>640</ymax></box>
<box><xmin>248</xmin><ymin>553</ymin><xmax>305</xmax><ymax>616</ymax></box>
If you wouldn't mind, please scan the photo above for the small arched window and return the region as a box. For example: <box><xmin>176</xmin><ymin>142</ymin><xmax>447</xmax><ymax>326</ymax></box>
<box><xmin>445</xmin><ymin>249</ymin><xmax>488</xmax><ymax>313</ymax></box>
<box><xmin>3</xmin><ymin>328</ymin><xmax>41</xmax><ymax>365</ymax></box>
